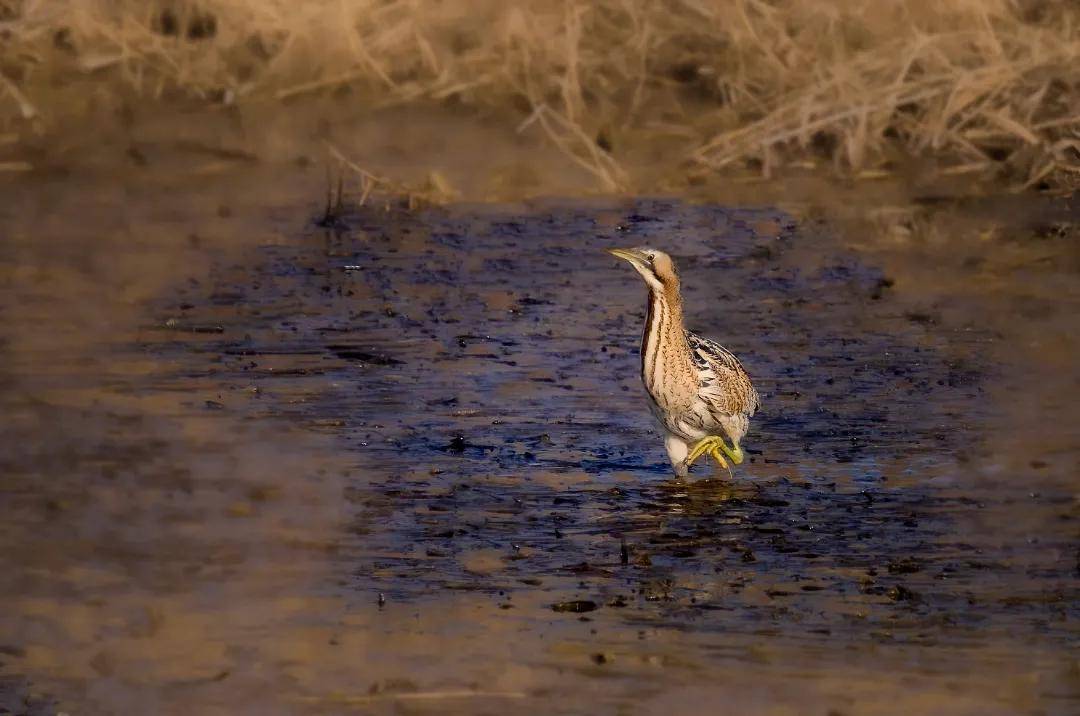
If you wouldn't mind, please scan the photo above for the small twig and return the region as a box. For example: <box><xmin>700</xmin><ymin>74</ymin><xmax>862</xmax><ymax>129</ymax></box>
<box><xmin>357</xmin><ymin>174</ymin><xmax>375</xmax><ymax>206</ymax></box>
<box><xmin>322</xmin><ymin>162</ymin><xmax>334</xmax><ymax>221</ymax></box>
<box><xmin>939</xmin><ymin>161</ymin><xmax>991</xmax><ymax>176</ymax></box>
<box><xmin>326</xmin><ymin>143</ymin><xmax>389</xmax><ymax>184</ymax></box>
<box><xmin>987</xmin><ymin>110</ymin><xmax>1040</xmax><ymax>145</ymax></box>
<box><xmin>335</xmin><ymin>170</ymin><xmax>344</xmax><ymax>214</ymax></box>
<box><xmin>0</xmin><ymin>73</ymin><xmax>37</xmax><ymax>120</ymax></box>
<box><xmin>527</xmin><ymin>104</ymin><xmax>626</xmax><ymax>190</ymax></box>
<box><xmin>1015</xmin><ymin>159</ymin><xmax>1057</xmax><ymax>193</ymax></box>
<box><xmin>276</xmin><ymin>69</ymin><xmax>369</xmax><ymax>101</ymax></box>
<box><xmin>324</xmin><ymin>143</ymin><xmax>452</xmax><ymax>207</ymax></box>
<box><xmin>294</xmin><ymin>690</ymin><xmax>527</xmax><ymax>704</ymax></box>
<box><xmin>1033</xmin><ymin>114</ymin><xmax>1080</xmax><ymax>131</ymax></box>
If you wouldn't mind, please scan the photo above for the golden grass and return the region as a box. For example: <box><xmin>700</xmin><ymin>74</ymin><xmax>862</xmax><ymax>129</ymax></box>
<box><xmin>1</xmin><ymin>0</ymin><xmax>1078</xmax><ymax>191</ymax></box>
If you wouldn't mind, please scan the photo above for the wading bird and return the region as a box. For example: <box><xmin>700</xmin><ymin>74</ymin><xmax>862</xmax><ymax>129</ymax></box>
<box><xmin>607</xmin><ymin>247</ymin><xmax>759</xmax><ymax>478</ymax></box>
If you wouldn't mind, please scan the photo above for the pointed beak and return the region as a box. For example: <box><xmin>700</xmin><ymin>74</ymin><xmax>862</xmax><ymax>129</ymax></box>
<box><xmin>606</xmin><ymin>247</ymin><xmax>648</xmax><ymax>267</ymax></box>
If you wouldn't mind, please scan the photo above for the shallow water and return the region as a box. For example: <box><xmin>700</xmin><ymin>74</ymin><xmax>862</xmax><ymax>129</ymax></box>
<box><xmin>0</xmin><ymin>169</ymin><xmax>1077</xmax><ymax>715</ymax></box>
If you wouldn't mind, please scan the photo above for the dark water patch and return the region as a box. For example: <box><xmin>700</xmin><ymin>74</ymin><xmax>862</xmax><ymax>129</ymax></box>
<box><xmin>0</xmin><ymin>674</ymin><xmax>55</xmax><ymax>716</ymax></box>
<box><xmin>138</xmin><ymin>198</ymin><xmax>1079</xmax><ymax>710</ymax></box>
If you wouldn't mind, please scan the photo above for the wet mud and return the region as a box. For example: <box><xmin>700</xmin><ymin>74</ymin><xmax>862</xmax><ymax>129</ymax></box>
<box><xmin>1</xmin><ymin>172</ymin><xmax>1077</xmax><ymax>715</ymax></box>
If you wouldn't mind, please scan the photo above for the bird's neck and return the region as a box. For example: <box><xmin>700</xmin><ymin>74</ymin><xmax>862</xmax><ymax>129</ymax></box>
<box><xmin>641</xmin><ymin>287</ymin><xmax>695</xmax><ymax>403</ymax></box>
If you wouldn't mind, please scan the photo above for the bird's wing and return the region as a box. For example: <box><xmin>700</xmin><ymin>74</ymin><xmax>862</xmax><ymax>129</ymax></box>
<box><xmin>687</xmin><ymin>331</ymin><xmax>760</xmax><ymax>417</ymax></box>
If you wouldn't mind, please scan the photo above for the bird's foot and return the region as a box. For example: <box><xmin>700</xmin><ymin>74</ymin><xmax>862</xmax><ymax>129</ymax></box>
<box><xmin>707</xmin><ymin>445</ymin><xmax>729</xmax><ymax>470</ymax></box>
<box><xmin>685</xmin><ymin>436</ymin><xmax>724</xmax><ymax>469</ymax></box>
<box><xmin>685</xmin><ymin>436</ymin><xmax>743</xmax><ymax>470</ymax></box>
<box><xmin>709</xmin><ymin>445</ymin><xmax>735</xmax><ymax>479</ymax></box>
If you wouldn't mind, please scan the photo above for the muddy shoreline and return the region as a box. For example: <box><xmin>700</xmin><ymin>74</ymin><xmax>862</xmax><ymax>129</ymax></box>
<box><xmin>1</xmin><ymin>165</ymin><xmax>1077</xmax><ymax>714</ymax></box>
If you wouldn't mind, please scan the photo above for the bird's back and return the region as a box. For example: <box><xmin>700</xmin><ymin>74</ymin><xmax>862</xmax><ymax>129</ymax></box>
<box><xmin>686</xmin><ymin>331</ymin><xmax>760</xmax><ymax>417</ymax></box>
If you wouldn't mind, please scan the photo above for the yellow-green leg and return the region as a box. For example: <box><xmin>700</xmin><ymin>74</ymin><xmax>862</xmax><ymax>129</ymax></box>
<box><xmin>686</xmin><ymin>435</ymin><xmax>744</xmax><ymax>469</ymax></box>
<box><xmin>709</xmin><ymin>445</ymin><xmax>735</xmax><ymax>479</ymax></box>
<box><xmin>723</xmin><ymin>441</ymin><xmax>744</xmax><ymax>465</ymax></box>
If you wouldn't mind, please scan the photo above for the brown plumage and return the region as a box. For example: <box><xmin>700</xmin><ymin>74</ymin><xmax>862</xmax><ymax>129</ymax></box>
<box><xmin>608</xmin><ymin>247</ymin><xmax>759</xmax><ymax>477</ymax></box>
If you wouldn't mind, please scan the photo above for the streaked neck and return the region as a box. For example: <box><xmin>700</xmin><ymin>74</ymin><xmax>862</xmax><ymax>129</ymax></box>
<box><xmin>640</xmin><ymin>286</ymin><xmax>693</xmax><ymax>400</ymax></box>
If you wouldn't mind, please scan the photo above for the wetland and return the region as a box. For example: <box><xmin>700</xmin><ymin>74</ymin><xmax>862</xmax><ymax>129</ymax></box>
<box><xmin>1</xmin><ymin>157</ymin><xmax>1077</xmax><ymax>715</ymax></box>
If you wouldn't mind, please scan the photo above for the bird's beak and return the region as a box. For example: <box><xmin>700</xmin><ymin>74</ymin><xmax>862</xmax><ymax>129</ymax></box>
<box><xmin>606</xmin><ymin>247</ymin><xmax>648</xmax><ymax>267</ymax></box>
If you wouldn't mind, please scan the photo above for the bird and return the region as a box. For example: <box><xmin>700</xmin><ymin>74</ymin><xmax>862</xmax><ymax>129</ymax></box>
<box><xmin>607</xmin><ymin>247</ymin><xmax>759</xmax><ymax>478</ymax></box>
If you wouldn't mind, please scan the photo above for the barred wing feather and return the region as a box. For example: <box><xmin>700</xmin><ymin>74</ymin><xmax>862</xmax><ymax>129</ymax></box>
<box><xmin>686</xmin><ymin>332</ymin><xmax>760</xmax><ymax>417</ymax></box>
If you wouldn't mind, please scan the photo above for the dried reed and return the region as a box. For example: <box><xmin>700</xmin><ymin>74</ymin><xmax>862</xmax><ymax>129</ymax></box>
<box><xmin>1</xmin><ymin>0</ymin><xmax>1077</xmax><ymax>190</ymax></box>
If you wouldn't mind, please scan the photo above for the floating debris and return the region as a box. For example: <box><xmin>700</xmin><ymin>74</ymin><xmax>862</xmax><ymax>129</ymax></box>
<box><xmin>551</xmin><ymin>600</ymin><xmax>598</xmax><ymax>613</ymax></box>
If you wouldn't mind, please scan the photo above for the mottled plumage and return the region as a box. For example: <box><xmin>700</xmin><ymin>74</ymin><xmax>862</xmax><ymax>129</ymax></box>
<box><xmin>687</xmin><ymin>332</ymin><xmax>760</xmax><ymax>418</ymax></box>
<box><xmin>608</xmin><ymin>246</ymin><xmax>759</xmax><ymax>477</ymax></box>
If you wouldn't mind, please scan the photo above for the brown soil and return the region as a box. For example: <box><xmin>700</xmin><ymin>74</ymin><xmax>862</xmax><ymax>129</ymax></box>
<box><xmin>0</xmin><ymin>128</ymin><xmax>1077</xmax><ymax>714</ymax></box>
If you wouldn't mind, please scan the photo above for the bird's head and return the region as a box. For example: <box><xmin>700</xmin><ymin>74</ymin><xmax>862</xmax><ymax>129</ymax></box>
<box><xmin>606</xmin><ymin>246</ymin><xmax>679</xmax><ymax>294</ymax></box>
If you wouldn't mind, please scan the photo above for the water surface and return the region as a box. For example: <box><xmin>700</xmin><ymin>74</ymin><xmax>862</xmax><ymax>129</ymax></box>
<box><xmin>1</xmin><ymin>172</ymin><xmax>1076</xmax><ymax>715</ymax></box>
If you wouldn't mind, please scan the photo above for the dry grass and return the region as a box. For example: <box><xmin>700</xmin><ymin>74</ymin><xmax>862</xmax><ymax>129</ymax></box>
<box><xmin>1</xmin><ymin>0</ymin><xmax>1078</xmax><ymax>191</ymax></box>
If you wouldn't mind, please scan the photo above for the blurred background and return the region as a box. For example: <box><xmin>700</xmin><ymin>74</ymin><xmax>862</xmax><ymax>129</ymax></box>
<box><xmin>1</xmin><ymin>0</ymin><xmax>1078</xmax><ymax>195</ymax></box>
<box><xmin>0</xmin><ymin>2</ymin><xmax>1077</xmax><ymax>715</ymax></box>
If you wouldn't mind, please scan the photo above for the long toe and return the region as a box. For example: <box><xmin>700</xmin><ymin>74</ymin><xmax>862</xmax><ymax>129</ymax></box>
<box><xmin>709</xmin><ymin>446</ymin><xmax>729</xmax><ymax>471</ymax></box>
<box><xmin>686</xmin><ymin>436</ymin><xmax>716</xmax><ymax>466</ymax></box>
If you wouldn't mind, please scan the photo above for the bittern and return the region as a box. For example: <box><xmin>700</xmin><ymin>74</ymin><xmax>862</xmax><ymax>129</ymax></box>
<box><xmin>607</xmin><ymin>247</ymin><xmax>759</xmax><ymax>478</ymax></box>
